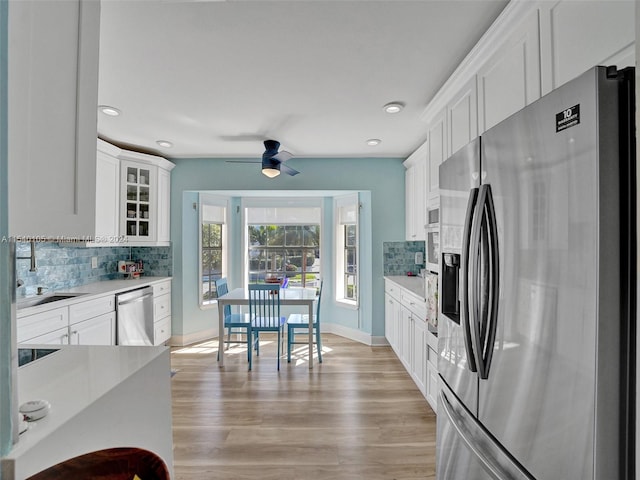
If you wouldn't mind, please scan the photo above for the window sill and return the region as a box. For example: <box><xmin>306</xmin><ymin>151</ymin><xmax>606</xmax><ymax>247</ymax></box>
<box><xmin>335</xmin><ymin>298</ymin><xmax>358</xmax><ymax>310</ymax></box>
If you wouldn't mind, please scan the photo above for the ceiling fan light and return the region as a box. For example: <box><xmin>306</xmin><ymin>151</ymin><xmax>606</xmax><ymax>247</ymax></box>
<box><xmin>262</xmin><ymin>166</ymin><xmax>280</xmax><ymax>178</ymax></box>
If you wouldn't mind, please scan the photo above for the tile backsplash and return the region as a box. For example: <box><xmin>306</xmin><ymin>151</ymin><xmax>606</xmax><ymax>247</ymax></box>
<box><xmin>383</xmin><ymin>241</ymin><xmax>425</xmax><ymax>276</ymax></box>
<box><xmin>15</xmin><ymin>242</ymin><xmax>172</xmax><ymax>297</ymax></box>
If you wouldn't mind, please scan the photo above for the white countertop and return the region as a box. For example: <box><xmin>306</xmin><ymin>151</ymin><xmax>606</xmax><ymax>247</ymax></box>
<box><xmin>7</xmin><ymin>345</ymin><xmax>168</xmax><ymax>461</ymax></box>
<box><xmin>59</xmin><ymin>276</ymin><xmax>171</xmax><ymax>296</ymax></box>
<box><xmin>17</xmin><ymin>276</ymin><xmax>171</xmax><ymax>317</ymax></box>
<box><xmin>384</xmin><ymin>275</ymin><xmax>426</xmax><ymax>300</ymax></box>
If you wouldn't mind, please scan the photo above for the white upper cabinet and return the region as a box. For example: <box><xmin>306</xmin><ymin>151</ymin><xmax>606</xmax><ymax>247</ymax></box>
<box><xmin>477</xmin><ymin>8</ymin><xmax>541</xmax><ymax>133</ymax></box>
<box><xmin>95</xmin><ymin>140</ymin><xmax>121</xmax><ymax>241</ymax></box>
<box><xmin>8</xmin><ymin>0</ymin><xmax>100</xmax><ymax>238</ymax></box>
<box><xmin>407</xmin><ymin>0</ymin><xmax>635</xmax><ymax>254</ymax></box>
<box><xmin>428</xmin><ymin>109</ymin><xmax>447</xmax><ymax>201</ymax></box>
<box><xmin>97</xmin><ymin>140</ymin><xmax>174</xmax><ymax>246</ymax></box>
<box><xmin>447</xmin><ymin>76</ymin><xmax>478</xmax><ymax>157</ymax></box>
<box><xmin>539</xmin><ymin>0</ymin><xmax>635</xmax><ymax>94</ymax></box>
<box><xmin>118</xmin><ymin>146</ymin><xmax>175</xmax><ymax>246</ymax></box>
<box><xmin>404</xmin><ymin>145</ymin><xmax>427</xmax><ymax>241</ymax></box>
<box><xmin>156</xmin><ymin>167</ymin><xmax>172</xmax><ymax>243</ymax></box>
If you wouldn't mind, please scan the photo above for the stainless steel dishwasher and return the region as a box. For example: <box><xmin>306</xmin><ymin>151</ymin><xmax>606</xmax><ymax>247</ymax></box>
<box><xmin>116</xmin><ymin>286</ymin><xmax>154</xmax><ymax>345</ymax></box>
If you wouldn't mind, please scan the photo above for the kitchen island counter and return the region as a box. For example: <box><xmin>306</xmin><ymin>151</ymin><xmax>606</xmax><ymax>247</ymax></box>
<box><xmin>1</xmin><ymin>345</ymin><xmax>173</xmax><ymax>479</ymax></box>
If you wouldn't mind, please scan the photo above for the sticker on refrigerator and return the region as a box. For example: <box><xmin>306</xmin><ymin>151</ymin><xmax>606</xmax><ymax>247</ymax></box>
<box><xmin>556</xmin><ymin>104</ymin><xmax>580</xmax><ymax>132</ymax></box>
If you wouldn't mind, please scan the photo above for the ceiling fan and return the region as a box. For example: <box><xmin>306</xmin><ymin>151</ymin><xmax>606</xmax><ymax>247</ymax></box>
<box><xmin>226</xmin><ymin>140</ymin><xmax>299</xmax><ymax>178</ymax></box>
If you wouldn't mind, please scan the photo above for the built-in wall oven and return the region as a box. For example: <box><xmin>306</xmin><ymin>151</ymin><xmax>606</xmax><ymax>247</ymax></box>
<box><xmin>425</xmin><ymin>202</ymin><xmax>439</xmax><ymax>273</ymax></box>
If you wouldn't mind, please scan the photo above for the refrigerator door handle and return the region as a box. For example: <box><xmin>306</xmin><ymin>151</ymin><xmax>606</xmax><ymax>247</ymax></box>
<box><xmin>482</xmin><ymin>184</ymin><xmax>500</xmax><ymax>379</ymax></box>
<box><xmin>470</xmin><ymin>184</ymin><xmax>500</xmax><ymax>380</ymax></box>
<box><xmin>462</xmin><ymin>187</ymin><xmax>479</xmax><ymax>373</ymax></box>
<box><xmin>439</xmin><ymin>389</ymin><xmax>505</xmax><ymax>480</ymax></box>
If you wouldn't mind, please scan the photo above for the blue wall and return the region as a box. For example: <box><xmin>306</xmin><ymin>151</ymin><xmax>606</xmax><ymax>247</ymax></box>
<box><xmin>170</xmin><ymin>157</ymin><xmax>405</xmax><ymax>342</ymax></box>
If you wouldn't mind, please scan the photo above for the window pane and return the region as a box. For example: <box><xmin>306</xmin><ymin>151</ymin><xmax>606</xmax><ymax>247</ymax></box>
<box><xmin>346</xmin><ymin>224</ymin><xmax>356</xmax><ymax>246</ymax></box>
<box><xmin>267</xmin><ymin>226</ymin><xmax>284</xmax><ymax>246</ymax></box>
<box><xmin>285</xmin><ymin>226</ymin><xmax>302</xmax><ymax>246</ymax></box>
<box><xmin>210</xmin><ymin>224</ymin><xmax>222</xmax><ymax>247</ymax></box>
<box><xmin>202</xmin><ymin>224</ymin><xmax>211</xmax><ymax>248</ymax></box>
<box><xmin>201</xmin><ymin>222</ymin><xmax>223</xmax><ymax>305</ymax></box>
<box><xmin>248</xmin><ymin>223</ymin><xmax>320</xmax><ymax>287</ymax></box>
<box><xmin>303</xmin><ymin>225</ymin><xmax>319</xmax><ymax>246</ymax></box>
<box><xmin>345</xmin><ymin>274</ymin><xmax>357</xmax><ymax>299</ymax></box>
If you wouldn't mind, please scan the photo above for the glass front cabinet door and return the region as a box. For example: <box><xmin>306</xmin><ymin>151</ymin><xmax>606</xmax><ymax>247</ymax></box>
<box><xmin>121</xmin><ymin>161</ymin><xmax>157</xmax><ymax>243</ymax></box>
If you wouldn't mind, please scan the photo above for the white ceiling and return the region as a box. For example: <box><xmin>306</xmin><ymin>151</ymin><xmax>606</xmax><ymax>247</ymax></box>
<box><xmin>97</xmin><ymin>0</ymin><xmax>508</xmax><ymax>160</ymax></box>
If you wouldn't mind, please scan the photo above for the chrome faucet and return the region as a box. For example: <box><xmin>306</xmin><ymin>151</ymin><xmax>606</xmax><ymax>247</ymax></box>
<box><xmin>16</xmin><ymin>240</ymin><xmax>37</xmax><ymax>272</ymax></box>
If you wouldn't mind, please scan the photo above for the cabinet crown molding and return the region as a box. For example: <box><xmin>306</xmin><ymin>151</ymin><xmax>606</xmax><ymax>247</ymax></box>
<box><xmin>97</xmin><ymin>138</ymin><xmax>175</xmax><ymax>171</ymax></box>
<box><xmin>420</xmin><ymin>0</ymin><xmax>539</xmax><ymax>126</ymax></box>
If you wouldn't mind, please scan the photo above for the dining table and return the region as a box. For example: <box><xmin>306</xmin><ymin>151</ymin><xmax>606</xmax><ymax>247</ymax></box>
<box><xmin>216</xmin><ymin>286</ymin><xmax>318</xmax><ymax>369</ymax></box>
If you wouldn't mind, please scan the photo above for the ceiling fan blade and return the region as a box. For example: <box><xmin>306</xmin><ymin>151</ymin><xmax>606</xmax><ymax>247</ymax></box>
<box><xmin>280</xmin><ymin>163</ymin><xmax>300</xmax><ymax>176</ymax></box>
<box><xmin>225</xmin><ymin>159</ymin><xmax>260</xmax><ymax>164</ymax></box>
<box><xmin>271</xmin><ymin>150</ymin><xmax>293</xmax><ymax>163</ymax></box>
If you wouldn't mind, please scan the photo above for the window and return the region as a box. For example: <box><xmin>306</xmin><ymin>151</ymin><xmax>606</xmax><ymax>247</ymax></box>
<box><xmin>344</xmin><ymin>224</ymin><xmax>357</xmax><ymax>300</ymax></box>
<box><xmin>201</xmin><ymin>222</ymin><xmax>223</xmax><ymax>304</ymax></box>
<box><xmin>248</xmin><ymin>225</ymin><xmax>320</xmax><ymax>288</ymax></box>
<box><xmin>335</xmin><ymin>194</ymin><xmax>359</xmax><ymax>305</ymax></box>
<box><xmin>245</xmin><ymin>203</ymin><xmax>322</xmax><ymax>289</ymax></box>
<box><xmin>199</xmin><ymin>199</ymin><xmax>227</xmax><ymax>306</ymax></box>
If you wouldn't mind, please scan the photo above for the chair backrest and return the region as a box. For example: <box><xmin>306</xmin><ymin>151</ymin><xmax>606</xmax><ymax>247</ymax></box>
<box><xmin>315</xmin><ymin>280</ymin><xmax>323</xmax><ymax>325</ymax></box>
<box><xmin>249</xmin><ymin>283</ymin><xmax>281</xmax><ymax>327</ymax></box>
<box><xmin>215</xmin><ymin>278</ymin><xmax>231</xmax><ymax>317</ymax></box>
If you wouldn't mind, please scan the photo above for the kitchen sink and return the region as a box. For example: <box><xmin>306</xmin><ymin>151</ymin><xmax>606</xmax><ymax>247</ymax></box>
<box><xmin>18</xmin><ymin>347</ymin><xmax>60</xmax><ymax>367</ymax></box>
<box><xmin>17</xmin><ymin>293</ymin><xmax>87</xmax><ymax>309</ymax></box>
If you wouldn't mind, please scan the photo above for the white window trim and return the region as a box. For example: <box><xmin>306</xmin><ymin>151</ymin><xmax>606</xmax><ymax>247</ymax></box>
<box><xmin>334</xmin><ymin>193</ymin><xmax>359</xmax><ymax>308</ymax></box>
<box><xmin>199</xmin><ymin>194</ymin><xmax>229</xmax><ymax>309</ymax></box>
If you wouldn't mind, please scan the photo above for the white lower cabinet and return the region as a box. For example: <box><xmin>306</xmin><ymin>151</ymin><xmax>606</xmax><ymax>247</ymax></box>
<box><xmin>399</xmin><ymin>306</ymin><xmax>412</xmax><ymax>370</ymax></box>
<box><xmin>153</xmin><ymin>280</ymin><xmax>172</xmax><ymax>345</ymax></box>
<box><xmin>385</xmin><ymin>278</ymin><xmax>438</xmax><ymax>412</ymax></box>
<box><xmin>426</xmin><ymin>346</ymin><xmax>439</xmax><ymax>412</ymax></box>
<box><xmin>70</xmin><ymin>312</ymin><xmax>116</xmax><ymax>346</ymax></box>
<box><xmin>19</xmin><ymin>295</ymin><xmax>116</xmax><ymax>346</ymax></box>
<box><xmin>23</xmin><ymin>327</ymin><xmax>71</xmax><ymax>346</ymax></box>
<box><xmin>18</xmin><ymin>307</ymin><xmax>69</xmax><ymax>344</ymax></box>
<box><xmin>411</xmin><ymin>316</ymin><xmax>427</xmax><ymax>396</ymax></box>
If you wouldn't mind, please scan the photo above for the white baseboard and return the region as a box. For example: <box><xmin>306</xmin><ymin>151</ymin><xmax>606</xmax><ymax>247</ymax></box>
<box><xmin>315</xmin><ymin>323</ymin><xmax>389</xmax><ymax>347</ymax></box>
<box><xmin>169</xmin><ymin>324</ymin><xmax>390</xmax><ymax>347</ymax></box>
<box><xmin>169</xmin><ymin>327</ymin><xmax>216</xmax><ymax>347</ymax></box>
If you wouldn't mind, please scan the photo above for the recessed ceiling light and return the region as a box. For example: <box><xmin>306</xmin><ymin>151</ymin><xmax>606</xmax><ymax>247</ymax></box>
<box><xmin>156</xmin><ymin>140</ymin><xmax>173</xmax><ymax>148</ymax></box>
<box><xmin>383</xmin><ymin>102</ymin><xmax>404</xmax><ymax>114</ymax></box>
<box><xmin>99</xmin><ymin>105</ymin><xmax>121</xmax><ymax>117</ymax></box>
<box><xmin>366</xmin><ymin>139</ymin><xmax>381</xmax><ymax>146</ymax></box>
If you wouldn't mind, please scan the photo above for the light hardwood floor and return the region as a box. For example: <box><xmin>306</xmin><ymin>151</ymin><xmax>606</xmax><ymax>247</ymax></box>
<box><xmin>170</xmin><ymin>333</ymin><xmax>437</xmax><ymax>479</ymax></box>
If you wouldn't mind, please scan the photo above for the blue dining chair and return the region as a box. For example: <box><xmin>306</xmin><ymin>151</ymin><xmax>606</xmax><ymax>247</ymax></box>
<box><xmin>287</xmin><ymin>280</ymin><xmax>323</xmax><ymax>363</ymax></box>
<box><xmin>216</xmin><ymin>278</ymin><xmax>252</xmax><ymax>363</ymax></box>
<box><xmin>248</xmin><ymin>283</ymin><xmax>286</xmax><ymax>370</ymax></box>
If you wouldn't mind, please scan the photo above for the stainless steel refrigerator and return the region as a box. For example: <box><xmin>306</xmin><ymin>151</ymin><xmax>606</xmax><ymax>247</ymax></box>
<box><xmin>437</xmin><ymin>66</ymin><xmax>635</xmax><ymax>480</ymax></box>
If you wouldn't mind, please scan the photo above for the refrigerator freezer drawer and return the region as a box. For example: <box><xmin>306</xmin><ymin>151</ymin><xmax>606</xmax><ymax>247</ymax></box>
<box><xmin>437</xmin><ymin>384</ymin><xmax>533</xmax><ymax>480</ymax></box>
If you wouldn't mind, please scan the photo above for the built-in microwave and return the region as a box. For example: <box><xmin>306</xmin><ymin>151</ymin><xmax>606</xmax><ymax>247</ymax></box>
<box><xmin>425</xmin><ymin>203</ymin><xmax>439</xmax><ymax>273</ymax></box>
